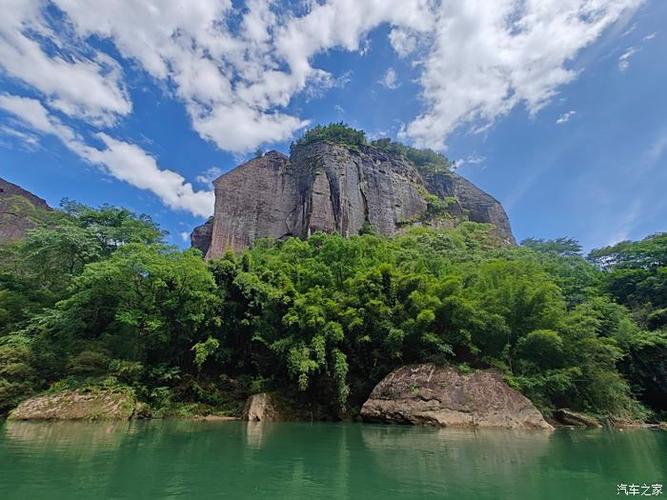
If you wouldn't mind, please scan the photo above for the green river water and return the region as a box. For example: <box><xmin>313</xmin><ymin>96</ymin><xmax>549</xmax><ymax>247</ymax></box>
<box><xmin>0</xmin><ymin>420</ymin><xmax>664</xmax><ymax>499</ymax></box>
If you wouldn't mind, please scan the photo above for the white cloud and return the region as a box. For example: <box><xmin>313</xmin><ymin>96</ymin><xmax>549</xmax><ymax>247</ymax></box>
<box><xmin>402</xmin><ymin>0</ymin><xmax>642</xmax><ymax>149</ymax></box>
<box><xmin>389</xmin><ymin>28</ymin><xmax>419</xmax><ymax>57</ymax></box>
<box><xmin>180</xmin><ymin>232</ymin><xmax>191</xmax><ymax>243</ymax></box>
<box><xmin>556</xmin><ymin>110</ymin><xmax>576</xmax><ymax>124</ymax></box>
<box><xmin>0</xmin><ymin>93</ymin><xmax>77</xmax><ymax>142</ymax></box>
<box><xmin>0</xmin><ymin>0</ymin><xmax>644</xmax><ymax>164</ymax></box>
<box><xmin>454</xmin><ymin>153</ymin><xmax>486</xmax><ymax>169</ymax></box>
<box><xmin>191</xmin><ymin>104</ymin><xmax>307</xmax><ymax>152</ymax></box>
<box><xmin>379</xmin><ymin>68</ymin><xmax>399</xmax><ymax>89</ymax></box>
<box><xmin>41</xmin><ymin>0</ymin><xmax>431</xmax><ymax>152</ymax></box>
<box><xmin>196</xmin><ymin>166</ymin><xmax>223</xmax><ymax>186</ymax></box>
<box><xmin>82</xmin><ymin>134</ymin><xmax>214</xmax><ymax>217</ymax></box>
<box><xmin>621</xmin><ymin>24</ymin><xmax>636</xmax><ymax>37</ymax></box>
<box><xmin>46</xmin><ymin>0</ymin><xmax>435</xmax><ymax>152</ymax></box>
<box><xmin>618</xmin><ymin>46</ymin><xmax>639</xmax><ymax>71</ymax></box>
<box><xmin>0</xmin><ymin>125</ymin><xmax>40</xmax><ymax>150</ymax></box>
<box><xmin>0</xmin><ymin>93</ymin><xmax>213</xmax><ymax>217</ymax></box>
<box><xmin>0</xmin><ymin>0</ymin><xmax>131</xmax><ymax>126</ymax></box>
<box><xmin>618</xmin><ymin>31</ymin><xmax>657</xmax><ymax>72</ymax></box>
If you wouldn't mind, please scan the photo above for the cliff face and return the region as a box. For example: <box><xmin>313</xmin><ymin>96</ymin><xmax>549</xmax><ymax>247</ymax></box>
<box><xmin>197</xmin><ymin>142</ymin><xmax>514</xmax><ymax>258</ymax></box>
<box><xmin>205</xmin><ymin>151</ymin><xmax>297</xmax><ymax>256</ymax></box>
<box><xmin>422</xmin><ymin>171</ymin><xmax>515</xmax><ymax>245</ymax></box>
<box><xmin>289</xmin><ymin>143</ymin><xmax>428</xmax><ymax>239</ymax></box>
<box><xmin>0</xmin><ymin>177</ymin><xmax>50</xmax><ymax>243</ymax></box>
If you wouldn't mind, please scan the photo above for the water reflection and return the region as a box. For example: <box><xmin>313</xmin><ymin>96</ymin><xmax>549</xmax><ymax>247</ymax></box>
<box><xmin>245</xmin><ymin>421</ymin><xmax>272</xmax><ymax>449</ymax></box>
<box><xmin>5</xmin><ymin>421</ymin><xmax>134</xmax><ymax>449</ymax></box>
<box><xmin>0</xmin><ymin>421</ymin><xmax>665</xmax><ymax>500</ymax></box>
<box><xmin>358</xmin><ymin>425</ymin><xmax>552</xmax><ymax>497</ymax></box>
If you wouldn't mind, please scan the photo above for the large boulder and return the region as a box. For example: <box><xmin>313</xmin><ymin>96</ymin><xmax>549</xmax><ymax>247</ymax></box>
<box><xmin>241</xmin><ymin>393</ymin><xmax>285</xmax><ymax>422</ymax></box>
<box><xmin>8</xmin><ymin>389</ymin><xmax>136</xmax><ymax>421</ymax></box>
<box><xmin>361</xmin><ymin>364</ymin><xmax>553</xmax><ymax>430</ymax></box>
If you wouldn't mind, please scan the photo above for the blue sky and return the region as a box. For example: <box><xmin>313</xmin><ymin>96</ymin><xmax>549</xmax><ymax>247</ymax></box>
<box><xmin>0</xmin><ymin>0</ymin><xmax>665</xmax><ymax>251</ymax></box>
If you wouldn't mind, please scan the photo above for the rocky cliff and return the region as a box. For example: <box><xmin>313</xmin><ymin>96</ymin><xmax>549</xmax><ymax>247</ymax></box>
<box><xmin>195</xmin><ymin>142</ymin><xmax>514</xmax><ymax>258</ymax></box>
<box><xmin>0</xmin><ymin>177</ymin><xmax>50</xmax><ymax>243</ymax></box>
<box><xmin>191</xmin><ymin>216</ymin><xmax>214</xmax><ymax>254</ymax></box>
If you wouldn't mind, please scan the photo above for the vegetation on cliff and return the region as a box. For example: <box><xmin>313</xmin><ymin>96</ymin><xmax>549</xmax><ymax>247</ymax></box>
<box><xmin>0</xmin><ymin>201</ymin><xmax>665</xmax><ymax>420</ymax></box>
<box><xmin>292</xmin><ymin>122</ymin><xmax>367</xmax><ymax>151</ymax></box>
<box><xmin>369</xmin><ymin>138</ymin><xmax>453</xmax><ymax>174</ymax></box>
<box><xmin>291</xmin><ymin>122</ymin><xmax>452</xmax><ymax>174</ymax></box>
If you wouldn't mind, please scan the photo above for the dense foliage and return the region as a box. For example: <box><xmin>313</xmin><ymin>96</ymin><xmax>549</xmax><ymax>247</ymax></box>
<box><xmin>588</xmin><ymin>234</ymin><xmax>667</xmax><ymax>411</ymax></box>
<box><xmin>0</xmin><ymin>202</ymin><xmax>664</xmax><ymax>420</ymax></box>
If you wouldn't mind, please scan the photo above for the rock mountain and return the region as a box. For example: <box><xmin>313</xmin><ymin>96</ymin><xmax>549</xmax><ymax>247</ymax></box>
<box><xmin>193</xmin><ymin>141</ymin><xmax>514</xmax><ymax>259</ymax></box>
<box><xmin>0</xmin><ymin>177</ymin><xmax>50</xmax><ymax>244</ymax></box>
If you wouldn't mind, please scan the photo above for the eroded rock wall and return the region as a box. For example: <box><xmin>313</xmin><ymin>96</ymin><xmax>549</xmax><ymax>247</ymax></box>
<box><xmin>191</xmin><ymin>216</ymin><xmax>213</xmax><ymax>255</ymax></box>
<box><xmin>242</xmin><ymin>393</ymin><xmax>285</xmax><ymax>422</ymax></box>
<box><xmin>289</xmin><ymin>143</ymin><xmax>427</xmax><ymax>238</ymax></box>
<box><xmin>198</xmin><ymin>143</ymin><xmax>514</xmax><ymax>258</ymax></box>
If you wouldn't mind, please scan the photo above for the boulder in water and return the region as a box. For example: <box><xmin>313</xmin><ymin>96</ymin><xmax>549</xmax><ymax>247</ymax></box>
<box><xmin>242</xmin><ymin>393</ymin><xmax>284</xmax><ymax>422</ymax></box>
<box><xmin>8</xmin><ymin>389</ymin><xmax>136</xmax><ymax>421</ymax></box>
<box><xmin>361</xmin><ymin>364</ymin><xmax>553</xmax><ymax>430</ymax></box>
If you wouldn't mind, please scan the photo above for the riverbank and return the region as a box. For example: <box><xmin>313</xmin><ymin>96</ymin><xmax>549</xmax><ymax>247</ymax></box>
<box><xmin>5</xmin><ymin>372</ymin><xmax>665</xmax><ymax>430</ymax></box>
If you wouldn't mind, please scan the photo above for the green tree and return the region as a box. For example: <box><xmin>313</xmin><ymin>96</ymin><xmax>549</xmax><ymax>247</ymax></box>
<box><xmin>292</xmin><ymin>122</ymin><xmax>367</xmax><ymax>152</ymax></box>
<box><xmin>589</xmin><ymin>233</ymin><xmax>667</xmax><ymax>413</ymax></box>
<box><xmin>26</xmin><ymin>244</ymin><xmax>219</xmax><ymax>383</ymax></box>
<box><xmin>0</xmin><ymin>202</ymin><xmax>164</xmax><ymax>335</ymax></box>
